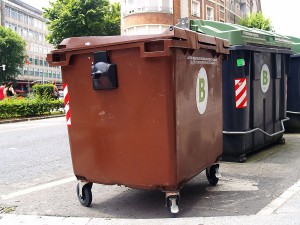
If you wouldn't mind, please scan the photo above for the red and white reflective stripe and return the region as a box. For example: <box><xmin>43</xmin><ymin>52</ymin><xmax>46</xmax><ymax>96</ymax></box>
<box><xmin>63</xmin><ymin>84</ymin><xmax>71</xmax><ymax>126</ymax></box>
<box><xmin>235</xmin><ymin>78</ymin><xmax>247</xmax><ymax>108</ymax></box>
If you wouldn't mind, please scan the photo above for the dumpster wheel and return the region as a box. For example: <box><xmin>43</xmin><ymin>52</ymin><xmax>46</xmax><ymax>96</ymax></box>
<box><xmin>76</xmin><ymin>182</ymin><xmax>93</xmax><ymax>207</ymax></box>
<box><xmin>206</xmin><ymin>164</ymin><xmax>220</xmax><ymax>186</ymax></box>
<box><xmin>278</xmin><ymin>137</ymin><xmax>285</xmax><ymax>144</ymax></box>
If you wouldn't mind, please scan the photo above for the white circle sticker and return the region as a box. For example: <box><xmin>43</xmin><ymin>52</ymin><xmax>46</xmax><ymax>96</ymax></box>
<box><xmin>196</xmin><ymin>67</ymin><xmax>208</xmax><ymax>114</ymax></box>
<box><xmin>261</xmin><ymin>64</ymin><xmax>270</xmax><ymax>93</ymax></box>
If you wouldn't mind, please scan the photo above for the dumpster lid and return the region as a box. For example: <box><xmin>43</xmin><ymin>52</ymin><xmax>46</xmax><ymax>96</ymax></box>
<box><xmin>183</xmin><ymin>18</ymin><xmax>291</xmax><ymax>49</ymax></box>
<box><xmin>287</xmin><ymin>36</ymin><xmax>300</xmax><ymax>54</ymax></box>
<box><xmin>47</xmin><ymin>26</ymin><xmax>229</xmax><ymax>67</ymax></box>
<box><xmin>56</xmin><ymin>26</ymin><xmax>229</xmax><ymax>51</ymax></box>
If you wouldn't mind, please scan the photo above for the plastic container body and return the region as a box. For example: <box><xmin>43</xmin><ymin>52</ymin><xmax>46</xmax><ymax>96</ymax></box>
<box><xmin>285</xmin><ymin>54</ymin><xmax>300</xmax><ymax>132</ymax></box>
<box><xmin>47</xmin><ymin>28</ymin><xmax>229</xmax><ymax>191</ymax></box>
<box><xmin>222</xmin><ymin>45</ymin><xmax>290</xmax><ymax>161</ymax></box>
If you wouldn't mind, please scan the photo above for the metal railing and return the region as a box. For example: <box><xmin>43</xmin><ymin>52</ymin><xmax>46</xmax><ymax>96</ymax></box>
<box><xmin>223</xmin><ymin>118</ymin><xmax>289</xmax><ymax>137</ymax></box>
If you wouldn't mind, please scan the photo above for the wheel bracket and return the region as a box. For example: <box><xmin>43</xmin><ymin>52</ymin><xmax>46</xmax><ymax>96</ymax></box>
<box><xmin>78</xmin><ymin>180</ymin><xmax>89</xmax><ymax>198</ymax></box>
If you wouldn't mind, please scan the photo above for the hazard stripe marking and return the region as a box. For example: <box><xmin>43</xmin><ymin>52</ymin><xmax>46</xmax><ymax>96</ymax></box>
<box><xmin>63</xmin><ymin>84</ymin><xmax>72</xmax><ymax>126</ymax></box>
<box><xmin>234</xmin><ymin>78</ymin><xmax>247</xmax><ymax>108</ymax></box>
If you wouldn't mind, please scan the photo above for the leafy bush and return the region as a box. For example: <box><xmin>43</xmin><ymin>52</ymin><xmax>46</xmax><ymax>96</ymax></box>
<box><xmin>32</xmin><ymin>84</ymin><xmax>55</xmax><ymax>99</ymax></box>
<box><xmin>0</xmin><ymin>97</ymin><xmax>64</xmax><ymax>119</ymax></box>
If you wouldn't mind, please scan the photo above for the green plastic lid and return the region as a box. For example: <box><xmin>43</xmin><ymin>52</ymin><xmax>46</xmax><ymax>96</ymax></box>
<box><xmin>287</xmin><ymin>36</ymin><xmax>300</xmax><ymax>54</ymax></box>
<box><xmin>189</xmin><ymin>19</ymin><xmax>291</xmax><ymax>49</ymax></box>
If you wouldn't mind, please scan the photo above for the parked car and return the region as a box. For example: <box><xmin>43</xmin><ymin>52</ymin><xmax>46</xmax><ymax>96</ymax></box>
<box><xmin>15</xmin><ymin>90</ymin><xmax>26</xmax><ymax>97</ymax></box>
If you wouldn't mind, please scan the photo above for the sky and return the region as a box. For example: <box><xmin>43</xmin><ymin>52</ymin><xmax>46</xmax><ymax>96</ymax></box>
<box><xmin>21</xmin><ymin>0</ymin><xmax>120</xmax><ymax>11</ymax></box>
<box><xmin>21</xmin><ymin>0</ymin><xmax>300</xmax><ymax>37</ymax></box>
<box><xmin>261</xmin><ymin>0</ymin><xmax>300</xmax><ymax>37</ymax></box>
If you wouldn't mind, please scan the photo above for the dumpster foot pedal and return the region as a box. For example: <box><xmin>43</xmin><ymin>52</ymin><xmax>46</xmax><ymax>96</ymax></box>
<box><xmin>169</xmin><ymin>198</ymin><xmax>179</xmax><ymax>214</ymax></box>
<box><xmin>165</xmin><ymin>192</ymin><xmax>180</xmax><ymax>215</ymax></box>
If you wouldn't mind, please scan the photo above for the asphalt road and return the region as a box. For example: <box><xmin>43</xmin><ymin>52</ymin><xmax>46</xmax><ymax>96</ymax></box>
<box><xmin>0</xmin><ymin>117</ymin><xmax>300</xmax><ymax>218</ymax></box>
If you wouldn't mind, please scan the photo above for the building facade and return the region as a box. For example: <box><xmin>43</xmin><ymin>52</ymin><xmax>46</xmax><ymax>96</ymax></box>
<box><xmin>0</xmin><ymin>0</ymin><xmax>61</xmax><ymax>91</ymax></box>
<box><xmin>121</xmin><ymin>0</ymin><xmax>262</xmax><ymax>35</ymax></box>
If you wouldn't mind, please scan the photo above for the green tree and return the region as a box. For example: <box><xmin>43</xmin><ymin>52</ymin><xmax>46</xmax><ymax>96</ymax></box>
<box><xmin>43</xmin><ymin>0</ymin><xmax>121</xmax><ymax>46</ymax></box>
<box><xmin>0</xmin><ymin>27</ymin><xmax>27</xmax><ymax>83</ymax></box>
<box><xmin>239</xmin><ymin>12</ymin><xmax>273</xmax><ymax>31</ymax></box>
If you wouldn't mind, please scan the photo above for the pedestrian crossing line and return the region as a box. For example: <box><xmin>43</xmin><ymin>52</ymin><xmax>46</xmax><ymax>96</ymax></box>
<box><xmin>0</xmin><ymin>176</ymin><xmax>76</xmax><ymax>200</ymax></box>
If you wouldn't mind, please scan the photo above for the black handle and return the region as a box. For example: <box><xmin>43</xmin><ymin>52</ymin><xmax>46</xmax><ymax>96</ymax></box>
<box><xmin>91</xmin><ymin>51</ymin><xmax>117</xmax><ymax>90</ymax></box>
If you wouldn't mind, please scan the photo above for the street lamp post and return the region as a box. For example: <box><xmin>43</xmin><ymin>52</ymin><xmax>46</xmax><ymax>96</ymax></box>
<box><xmin>0</xmin><ymin>64</ymin><xmax>5</xmax><ymax>82</ymax></box>
<box><xmin>0</xmin><ymin>64</ymin><xmax>5</xmax><ymax>71</ymax></box>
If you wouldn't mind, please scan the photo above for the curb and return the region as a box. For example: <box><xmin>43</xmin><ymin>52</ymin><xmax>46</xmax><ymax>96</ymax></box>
<box><xmin>1</xmin><ymin>213</ymin><xmax>300</xmax><ymax>225</ymax></box>
<box><xmin>0</xmin><ymin>114</ymin><xmax>65</xmax><ymax>124</ymax></box>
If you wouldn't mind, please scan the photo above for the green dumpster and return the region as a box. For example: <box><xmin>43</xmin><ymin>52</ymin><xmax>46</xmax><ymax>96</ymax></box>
<box><xmin>285</xmin><ymin>36</ymin><xmax>300</xmax><ymax>132</ymax></box>
<box><xmin>179</xmin><ymin>19</ymin><xmax>292</xmax><ymax>162</ymax></box>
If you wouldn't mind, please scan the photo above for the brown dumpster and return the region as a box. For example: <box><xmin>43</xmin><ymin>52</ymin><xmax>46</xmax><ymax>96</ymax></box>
<box><xmin>47</xmin><ymin>27</ymin><xmax>229</xmax><ymax>215</ymax></box>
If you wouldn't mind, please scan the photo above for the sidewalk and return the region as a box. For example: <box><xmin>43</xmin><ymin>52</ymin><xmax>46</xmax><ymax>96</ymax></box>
<box><xmin>1</xmin><ymin>180</ymin><xmax>300</xmax><ymax>225</ymax></box>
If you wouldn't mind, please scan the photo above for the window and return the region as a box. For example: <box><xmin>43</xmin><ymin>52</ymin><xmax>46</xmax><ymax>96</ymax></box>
<box><xmin>28</xmin><ymin>17</ymin><xmax>34</xmax><ymax>26</ymax></box>
<box><xmin>35</xmin><ymin>57</ymin><xmax>39</xmax><ymax>65</ymax></box>
<box><xmin>5</xmin><ymin>7</ymin><xmax>10</xmax><ymax>17</ymax></box>
<box><xmin>23</xmin><ymin>29</ymin><xmax>28</xmax><ymax>37</ymax></box>
<box><xmin>34</xmin><ymin>44</ymin><xmax>38</xmax><ymax>53</ymax></box>
<box><xmin>162</xmin><ymin>0</ymin><xmax>172</xmax><ymax>13</ymax></box>
<box><xmin>24</xmin><ymin>15</ymin><xmax>28</xmax><ymax>24</ymax></box>
<box><xmin>125</xmin><ymin>27</ymin><xmax>135</xmax><ymax>35</ymax></box>
<box><xmin>135</xmin><ymin>26</ymin><xmax>147</xmax><ymax>34</ymax></box>
<box><xmin>29</xmin><ymin>30</ymin><xmax>34</xmax><ymax>38</ymax></box>
<box><xmin>220</xmin><ymin>6</ymin><xmax>225</xmax><ymax>13</ymax></box>
<box><xmin>137</xmin><ymin>0</ymin><xmax>146</xmax><ymax>12</ymax></box>
<box><xmin>206</xmin><ymin>6</ymin><xmax>214</xmax><ymax>20</ymax></box>
<box><xmin>191</xmin><ymin>0</ymin><xmax>200</xmax><ymax>17</ymax></box>
<box><xmin>148</xmin><ymin>0</ymin><xmax>158</xmax><ymax>11</ymax></box>
<box><xmin>124</xmin><ymin>0</ymin><xmax>173</xmax><ymax>15</ymax></box>
<box><xmin>23</xmin><ymin>68</ymin><xmax>28</xmax><ymax>75</ymax></box>
<box><xmin>11</xmin><ymin>9</ymin><xmax>17</xmax><ymax>20</ymax></box>
<box><xmin>34</xmin><ymin>32</ymin><xmax>39</xmax><ymax>41</ymax></box>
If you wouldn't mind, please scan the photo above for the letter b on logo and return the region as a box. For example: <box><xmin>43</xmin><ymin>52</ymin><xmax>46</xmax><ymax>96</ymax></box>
<box><xmin>263</xmin><ymin>70</ymin><xmax>268</xmax><ymax>85</ymax></box>
<box><xmin>196</xmin><ymin>68</ymin><xmax>208</xmax><ymax>114</ymax></box>
<box><xmin>199</xmin><ymin>78</ymin><xmax>206</xmax><ymax>102</ymax></box>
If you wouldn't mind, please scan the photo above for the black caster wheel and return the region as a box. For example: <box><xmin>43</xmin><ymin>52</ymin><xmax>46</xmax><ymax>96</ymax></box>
<box><xmin>206</xmin><ymin>164</ymin><xmax>219</xmax><ymax>186</ymax></box>
<box><xmin>278</xmin><ymin>137</ymin><xmax>285</xmax><ymax>144</ymax></box>
<box><xmin>166</xmin><ymin>195</ymin><xmax>179</xmax><ymax>217</ymax></box>
<box><xmin>239</xmin><ymin>155</ymin><xmax>247</xmax><ymax>163</ymax></box>
<box><xmin>76</xmin><ymin>182</ymin><xmax>93</xmax><ymax>207</ymax></box>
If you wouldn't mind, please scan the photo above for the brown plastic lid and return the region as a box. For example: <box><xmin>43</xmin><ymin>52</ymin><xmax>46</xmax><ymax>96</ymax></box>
<box><xmin>47</xmin><ymin>26</ymin><xmax>229</xmax><ymax>67</ymax></box>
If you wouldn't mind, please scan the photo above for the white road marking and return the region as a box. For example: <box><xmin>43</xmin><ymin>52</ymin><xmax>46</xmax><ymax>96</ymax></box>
<box><xmin>0</xmin><ymin>123</ymin><xmax>65</xmax><ymax>133</ymax></box>
<box><xmin>257</xmin><ymin>179</ymin><xmax>300</xmax><ymax>215</ymax></box>
<box><xmin>206</xmin><ymin>177</ymin><xmax>259</xmax><ymax>192</ymax></box>
<box><xmin>0</xmin><ymin>177</ymin><xmax>76</xmax><ymax>200</ymax></box>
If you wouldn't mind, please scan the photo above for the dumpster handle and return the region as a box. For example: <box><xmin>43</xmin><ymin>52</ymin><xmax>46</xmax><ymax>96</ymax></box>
<box><xmin>287</xmin><ymin>111</ymin><xmax>300</xmax><ymax>115</ymax></box>
<box><xmin>223</xmin><ymin>118</ymin><xmax>289</xmax><ymax>137</ymax></box>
